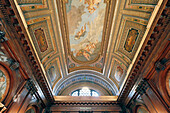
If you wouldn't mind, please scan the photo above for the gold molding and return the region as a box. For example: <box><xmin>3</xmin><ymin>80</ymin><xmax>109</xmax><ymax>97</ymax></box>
<box><xmin>63</xmin><ymin>0</ymin><xmax>68</xmax><ymax>4</ymax></box>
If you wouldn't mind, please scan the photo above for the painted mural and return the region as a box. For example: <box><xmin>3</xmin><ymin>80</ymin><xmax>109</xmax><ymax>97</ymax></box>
<box><xmin>0</xmin><ymin>70</ymin><xmax>7</xmax><ymax>102</ymax></box>
<box><xmin>124</xmin><ymin>28</ymin><xmax>139</xmax><ymax>52</ymax></box>
<box><xmin>34</xmin><ymin>28</ymin><xmax>48</xmax><ymax>52</ymax></box>
<box><xmin>45</xmin><ymin>59</ymin><xmax>62</xmax><ymax>85</ymax></box>
<box><xmin>47</xmin><ymin>66</ymin><xmax>57</xmax><ymax>82</ymax></box>
<box><xmin>115</xmin><ymin>66</ymin><xmax>123</xmax><ymax>82</ymax></box>
<box><xmin>66</xmin><ymin>0</ymin><xmax>106</xmax><ymax>61</ymax></box>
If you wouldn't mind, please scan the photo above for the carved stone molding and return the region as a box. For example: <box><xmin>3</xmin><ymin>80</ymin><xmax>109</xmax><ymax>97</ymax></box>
<box><xmin>54</xmin><ymin>102</ymin><xmax>118</xmax><ymax>106</ymax></box>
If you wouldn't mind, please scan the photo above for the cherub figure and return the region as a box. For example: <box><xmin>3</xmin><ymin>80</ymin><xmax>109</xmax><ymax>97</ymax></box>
<box><xmin>84</xmin><ymin>0</ymin><xmax>101</xmax><ymax>14</ymax></box>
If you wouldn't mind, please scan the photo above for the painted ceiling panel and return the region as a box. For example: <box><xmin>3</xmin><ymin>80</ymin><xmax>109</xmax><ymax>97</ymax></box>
<box><xmin>109</xmin><ymin>58</ymin><xmax>128</xmax><ymax>90</ymax></box>
<box><xmin>115</xmin><ymin>16</ymin><xmax>147</xmax><ymax>61</ymax></box>
<box><xmin>56</xmin><ymin>0</ymin><xmax>116</xmax><ymax>73</ymax></box>
<box><xmin>44</xmin><ymin>57</ymin><xmax>62</xmax><ymax>88</ymax></box>
<box><xmin>15</xmin><ymin>0</ymin><xmax>161</xmax><ymax>96</ymax></box>
<box><xmin>27</xmin><ymin>17</ymin><xmax>58</xmax><ymax>61</ymax></box>
<box><xmin>66</xmin><ymin>0</ymin><xmax>106</xmax><ymax>62</ymax></box>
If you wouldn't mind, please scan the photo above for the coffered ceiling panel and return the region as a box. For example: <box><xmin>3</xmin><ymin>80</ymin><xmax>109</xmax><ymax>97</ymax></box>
<box><xmin>15</xmin><ymin>0</ymin><xmax>161</xmax><ymax>96</ymax></box>
<box><xmin>28</xmin><ymin>17</ymin><xmax>58</xmax><ymax>61</ymax></box>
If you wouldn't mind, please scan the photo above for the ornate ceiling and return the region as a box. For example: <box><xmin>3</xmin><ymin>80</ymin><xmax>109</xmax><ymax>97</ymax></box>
<box><xmin>15</xmin><ymin>0</ymin><xmax>161</xmax><ymax>96</ymax></box>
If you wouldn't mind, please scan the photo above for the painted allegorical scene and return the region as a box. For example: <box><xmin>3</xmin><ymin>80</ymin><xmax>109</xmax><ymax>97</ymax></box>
<box><xmin>34</xmin><ymin>28</ymin><xmax>48</xmax><ymax>52</ymax></box>
<box><xmin>0</xmin><ymin>70</ymin><xmax>7</xmax><ymax>101</ymax></box>
<box><xmin>66</xmin><ymin>0</ymin><xmax>107</xmax><ymax>61</ymax></box>
<box><xmin>124</xmin><ymin>28</ymin><xmax>139</xmax><ymax>52</ymax></box>
<box><xmin>114</xmin><ymin>66</ymin><xmax>123</xmax><ymax>82</ymax></box>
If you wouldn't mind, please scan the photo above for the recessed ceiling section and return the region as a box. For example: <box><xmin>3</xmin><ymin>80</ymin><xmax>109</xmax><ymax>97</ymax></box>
<box><xmin>56</xmin><ymin>0</ymin><xmax>116</xmax><ymax>73</ymax></box>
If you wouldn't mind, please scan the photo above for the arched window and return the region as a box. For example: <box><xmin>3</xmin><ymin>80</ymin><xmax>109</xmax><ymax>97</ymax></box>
<box><xmin>71</xmin><ymin>87</ymin><xmax>99</xmax><ymax>96</ymax></box>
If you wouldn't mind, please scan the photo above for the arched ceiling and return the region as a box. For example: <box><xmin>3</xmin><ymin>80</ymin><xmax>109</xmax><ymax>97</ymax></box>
<box><xmin>14</xmin><ymin>0</ymin><xmax>161</xmax><ymax>96</ymax></box>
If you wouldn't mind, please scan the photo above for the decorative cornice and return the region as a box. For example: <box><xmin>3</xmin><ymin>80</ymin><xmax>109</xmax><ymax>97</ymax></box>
<box><xmin>54</xmin><ymin>101</ymin><xmax>118</xmax><ymax>106</ymax></box>
<box><xmin>118</xmin><ymin>0</ymin><xmax>169</xmax><ymax>103</ymax></box>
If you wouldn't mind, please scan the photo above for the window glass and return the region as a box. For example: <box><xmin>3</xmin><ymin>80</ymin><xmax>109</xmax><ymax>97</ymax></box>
<box><xmin>71</xmin><ymin>87</ymin><xmax>99</xmax><ymax>96</ymax></box>
<box><xmin>72</xmin><ymin>91</ymin><xmax>79</xmax><ymax>96</ymax></box>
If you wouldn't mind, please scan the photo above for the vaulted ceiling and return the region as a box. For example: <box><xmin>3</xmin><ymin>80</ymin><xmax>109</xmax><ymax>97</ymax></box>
<box><xmin>14</xmin><ymin>0</ymin><xmax>161</xmax><ymax>97</ymax></box>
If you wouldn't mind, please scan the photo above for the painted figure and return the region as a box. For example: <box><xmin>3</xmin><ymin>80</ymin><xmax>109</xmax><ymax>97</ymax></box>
<box><xmin>83</xmin><ymin>51</ymin><xmax>90</xmax><ymax>60</ymax></box>
<box><xmin>75</xmin><ymin>41</ymin><xmax>97</xmax><ymax>61</ymax></box>
<box><xmin>75</xmin><ymin>24</ymin><xmax>86</xmax><ymax>40</ymax></box>
<box><xmin>84</xmin><ymin>0</ymin><xmax>101</xmax><ymax>14</ymax></box>
<box><xmin>124</xmin><ymin>28</ymin><xmax>139</xmax><ymax>52</ymax></box>
<box><xmin>34</xmin><ymin>28</ymin><xmax>48</xmax><ymax>52</ymax></box>
<box><xmin>115</xmin><ymin>66</ymin><xmax>123</xmax><ymax>82</ymax></box>
<box><xmin>84</xmin><ymin>42</ymin><xmax>96</xmax><ymax>54</ymax></box>
<box><xmin>47</xmin><ymin>66</ymin><xmax>56</xmax><ymax>82</ymax></box>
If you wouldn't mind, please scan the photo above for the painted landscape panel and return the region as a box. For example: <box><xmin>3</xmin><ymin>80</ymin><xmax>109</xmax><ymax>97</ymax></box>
<box><xmin>66</xmin><ymin>0</ymin><xmax>106</xmax><ymax>62</ymax></box>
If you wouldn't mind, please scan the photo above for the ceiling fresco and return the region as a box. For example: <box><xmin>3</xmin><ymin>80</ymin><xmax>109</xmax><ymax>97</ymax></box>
<box><xmin>66</xmin><ymin>0</ymin><xmax>106</xmax><ymax>62</ymax></box>
<box><xmin>15</xmin><ymin>0</ymin><xmax>160</xmax><ymax>96</ymax></box>
<box><xmin>56</xmin><ymin>0</ymin><xmax>115</xmax><ymax>73</ymax></box>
